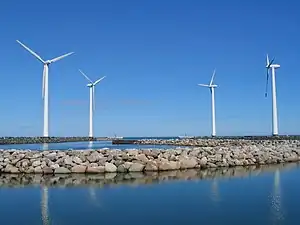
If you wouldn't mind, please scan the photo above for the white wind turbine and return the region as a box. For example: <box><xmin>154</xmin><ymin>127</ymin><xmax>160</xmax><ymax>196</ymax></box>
<box><xmin>79</xmin><ymin>69</ymin><xmax>106</xmax><ymax>138</ymax></box>
<box><xmin>198</xmin><ymin>69</ymin><xmax>218</xmax><ymax>137</ymax></box>
<box><xmin>16</xmin><ymin>40</ymin><xmax>74</xmax><ymax>137</ymax></box>
<box><xmin>265</xmin><ymin>54</ymin><xmax>280</xmax><ymax>136</ymax></box>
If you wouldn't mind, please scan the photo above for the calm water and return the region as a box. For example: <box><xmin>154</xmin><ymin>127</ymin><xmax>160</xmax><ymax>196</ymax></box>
<box><xmin>0</xmin><ymin>141</ymin><xmax>179</xmax><ymax>151</ymax></box>
<box><xmin>0</xmin><ymin>163</ymin><xmax>299</xmax><ymax>225</ymax></box>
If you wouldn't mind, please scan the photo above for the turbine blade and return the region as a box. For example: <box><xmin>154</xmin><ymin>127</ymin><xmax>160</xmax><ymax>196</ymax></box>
<box><xmin>210</xmin><ymin>69</ymin><xmax>216</xmax><ymax>86</ymax></box>
<box><xmin>93</xmin><ymin>76</ymin><xmax>106</xmax><ymax>86</ymax></box>
<box><xmin>266</xmin><ymin>54</ymin><xmax>275</xmax><ymax>68</ymax></box>
<box><xmin>198</xmin><ymin>84</ymin><xmax>209</xmax><ymax>87</ymax></box>
<box><xmin>16</xmin><ymin>40</ymin><xmax>45</xmax><ymax>63</ymax></box>
<box><xmin>265</xmin><ymin>69</ymin><xmax>269</xmax><ymax>97</ymax></box>
<box><xmin>49</xmin><ymin>52</ymin><xmax>74</xmax><ymax>63</ymax></box>
<box><xmin>79</xmin><ymin>69</ymin><xmax>93</xmax><ymax>83</ymax></box>
<box><xmin>269</xmin><ymin>57</ymin><xmax>275</xmax><ymax>66</ymax></box>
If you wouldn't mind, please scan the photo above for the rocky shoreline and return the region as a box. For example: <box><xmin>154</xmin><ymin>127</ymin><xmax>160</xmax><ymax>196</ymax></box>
<box><xmin>0</xmin><ymin>162</ymin><xmax>298</xmax><ymax>188</ymax></box>
<box><xmin>0</xmin><ymin>139</ymin><xmax>300</xmax><ymax>174</ymax></box>
<box><xmin>134</xmin><ymin>138</ymin><xmax>300</xmax><ymax>147</ymax></box>
<box><xmin>0</xmin><ymin>137</ymin><xmax>98</xmax><ymax>145</ymax></box>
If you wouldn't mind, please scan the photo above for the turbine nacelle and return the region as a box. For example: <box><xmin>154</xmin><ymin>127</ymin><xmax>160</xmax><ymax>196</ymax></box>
<box><xmin>270</xmin><ymin>64</ymin><xmax>280</xmax><ymax>69</ymax></box>
<box><xmin>265</xmin><ymin>54</ymin><xmax>280</xmax><ymax>98</ymax></box>
<box><xmin>79</xmin><ymin>69</ymin><xmax>106</xmax><ymax>112</ymax></box>
<box><xmin>198</xmin><ymin>84</ymin><xmax>218</xmax><ymax>88</ymax></box>
<box><xmin>198</xmin><ymin>69</ymin><xmax>218</xmax><ymax>88</ymax></box>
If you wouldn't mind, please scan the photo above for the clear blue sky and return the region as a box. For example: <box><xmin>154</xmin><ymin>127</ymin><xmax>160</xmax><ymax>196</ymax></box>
<box><xmin>0</xmin><ymin>0</ymin><xmax>299</xmax><ymax>137</ymax></box>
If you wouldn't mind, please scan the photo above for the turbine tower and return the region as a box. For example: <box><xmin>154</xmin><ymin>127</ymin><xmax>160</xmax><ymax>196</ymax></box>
<box><xmin>79</xmin><ymin>70</ymin><xmax>106</xmax><ymax>138</ymax></box>
<box><xmin>198</xmin><ymin>69</ymin><xmax>218</xmax><ymax>137</ymax></box>
<box><xmin>265</xmin><ymin>54</ymin><xmax>280</xmax><ymax>136</ymax></box>
<box><xmin>16</xmin><ymin>40</ymin><xmax>74</xmax><ymax>137</ymax></box>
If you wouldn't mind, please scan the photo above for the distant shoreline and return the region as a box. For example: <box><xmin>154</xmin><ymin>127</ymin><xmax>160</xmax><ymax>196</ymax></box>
<box><xmin>0</xmin><ymin>137</ymin><xmax>97</xmax><ymax>145</ymax></box>
<box><xmin>0</xmin><ymin>135</ymin><xmax>300</xmax><ymax>146</ymax></box>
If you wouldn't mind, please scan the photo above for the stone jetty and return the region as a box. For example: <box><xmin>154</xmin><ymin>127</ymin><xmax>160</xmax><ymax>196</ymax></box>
<box><xmin>0</xmin><ymin>139</ymin><xmax>300</xmax><ymax>174</ymax></box>
<box><xmin>134</xmin><ymin>137</ymin><xmax>300</xmax><ymax>147</ymax></box>
<box><xmin>0</xmin><ymin>137</ymin><xmax>98</xmax><ymax>145</ymax></box>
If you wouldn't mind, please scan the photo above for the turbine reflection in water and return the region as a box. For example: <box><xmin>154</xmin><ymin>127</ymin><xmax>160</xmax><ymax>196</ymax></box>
<box><xmin>88</xmin><ymin>187</ymin><xmax>101</xmax><ymax>208</ymax></box>
<box><xmin>42</xmin><ymin>143</ymin><xmax>49</xmax><ymax>151</ymax></box>
<box><xmin>87</xmin><ymin>140</ymin><xmax>101</xmax><ymax>207</ymax></box>
<box><xmin>210</xmin><ymin>179</ymin><xmax>220</xmax><ymax>204</ymax></box>
<box><xmin>87</xmin><ymin>141</ymin><xmax>93</xmax><ymax>151</ymax></box>
<box><xmin>269</xmin><ymin>169</ymin><xmax>284</xmax><ymax>224</ymax></box>
<box><xmin>41</xmin><ymin>187</ymin><xmax>50</xmax><ymax>225</ymax></box>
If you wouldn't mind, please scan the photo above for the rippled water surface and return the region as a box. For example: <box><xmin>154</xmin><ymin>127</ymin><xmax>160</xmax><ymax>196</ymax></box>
<box><xmin>0</xmin><ymin>163</ymin><xmax>299</xmax><ymax>225</ymax></box>
<box><xmin>0</xmin><ymin>141</ymin><xmax>178</xmax><ymax>150</ymax></box>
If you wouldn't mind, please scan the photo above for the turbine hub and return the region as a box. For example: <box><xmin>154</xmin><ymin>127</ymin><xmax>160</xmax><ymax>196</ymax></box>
<box><xmin>87</xmin><ymin>83</ymin><xmax>93</xmax><ymax>87</ymax></box>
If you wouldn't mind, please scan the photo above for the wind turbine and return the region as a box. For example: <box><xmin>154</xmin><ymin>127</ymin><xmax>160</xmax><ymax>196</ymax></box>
<box><xmin>265</xmin><ymin>54</ymin><xmax>280</xmax><ymax>136</ymax></box>
<box><xmin>198</xmin><ymin>69</ymin><xmax>218</xmax><ymax>137</ymax></box>
<box><xmin>16</xmin><ymin>40</ymin><xmax>74</xmax><ymax>137</ymax></box>
<box><xmin>79</xmin><ymin>69</ymin><xmax>106</xmax><ymax>138</ymax></box>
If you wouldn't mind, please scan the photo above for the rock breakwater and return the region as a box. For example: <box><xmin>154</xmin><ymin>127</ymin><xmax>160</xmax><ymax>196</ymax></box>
<box><xmin>0</xmin><ymin>139</ymin><xmax>300</xmax><ymax>174</ymax></box>
<box><xmin>134</xmin><ymin>138</ymin><xmax>300</xmax><ymax>147</ymax></box>
<box><xmin>0</xmin><ymin>137</ymin><xmax>97</xmax><ymax>145</ymax></box>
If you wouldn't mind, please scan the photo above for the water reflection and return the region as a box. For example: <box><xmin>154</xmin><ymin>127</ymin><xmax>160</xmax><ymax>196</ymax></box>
<box><xmin>41</xmin><ymin>187</ymin><xmax>49</xmax><ymax>225</ymax></box>
<box><xmin>42</xmin><ymin>143</ymin><xmax>49</xmax><ymax>151</ymax></box>
<box><xmin>0</xmin><ymin>163</ymin><xmax>299</xmax><ymax>225</ymax></box>
<box><xmin>0</xmin><ymin>163</ymin><xmax>298</xmax><ymax>188</ymax></box>
<box><xmin>88</xmin><ymin>187</ymin><xmax>101</xmax><ymax>207</ymax></box>
<box><xmin>210</xmin><ymin>179</ymin><xmax>220</xmax><ymax>204</ymax></box>
<box><xmin>270</xmin><ymin>169</ymin><xmax>284</xmax><ymax>224</ymax></box>
<box><xmin>87</xmin><ymin>141</ymin><xmax>93</xmax><ymax>151</ymax></box>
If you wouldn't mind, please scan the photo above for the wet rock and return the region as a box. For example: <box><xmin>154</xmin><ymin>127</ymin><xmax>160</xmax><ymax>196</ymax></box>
<box><xmin>180</xmin><ymin>157</ymin><xmax>198</xmax><ymax>169</ymax></box>
<box><xmin>86</xmin><ymin>166</ymin><xmax>105</xmax><ymax>173</ymax></box>
<box><xmin>54</xmin><ymin>167</ymin><xmax>71</xmax><ymax>174</ymax></box>
<box><xmin>32</xmin><ymin>160</ymin><xmax>41</xmax><ymax>168</ymax></box>
<box><xmin>71</xmin><ymin>165</ymin><xmax>87</xmax><ymax>173</ymax></box>
<box><xmin>72</xmin><ymin>156</ymin><xmax>82</xmax><ymax>164</ymax></box>
<box><xmin>199</xmin><ymin>157</ymin><xmax>208</xmax><ymax>167</ymax></box>
<box><xmin>117</xmin><ymin>164</ymin><xmax>127</xmax><ymax>173</ymax></box>
<box><xmin>159</xmin><ymin>161</ymin><xmax>180</xmax><ymax>171</ymax></box>
<box><xmin>129</xmin><ymin>163</ymin><xmax>145</xmax><ymax>172</ymax></box>
<box><xmin>43</xmin><ymin>167</ymin><xmax>53</xmax><ymax>174</ymax></box>
<box><xmin>105</xmin><ymin>162</ymin><xmax>117</xmax><ymax>173</ymax></box>
<box><xmin>45</xmin><ymin>153</ymin><xmax>57</xmax><ymax>161</ymax></box>
<box><xmin>145</xmin><ymin>161</ymin><xmax>158</xmax><ymax>171</ymax></box>
<box><xmin>34</xmin><ymin>166</ymin><xmax>43</xmax><ymax>174</ymax></box>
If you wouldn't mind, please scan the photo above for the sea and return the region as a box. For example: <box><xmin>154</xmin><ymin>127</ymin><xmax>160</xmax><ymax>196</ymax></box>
<box><xmin>0</xmin><ymin>137</ymin><xmax>299</xmax><ymax>224</ymax></box>
<box><xmin>0</xmin><ymin>163</ymin><xmax>299</xmax><ymax>224</ymax></box>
